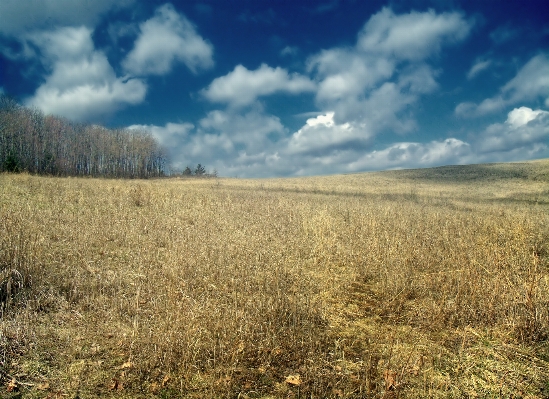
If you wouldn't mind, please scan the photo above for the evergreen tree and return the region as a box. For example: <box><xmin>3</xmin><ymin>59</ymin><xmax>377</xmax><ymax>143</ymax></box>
<box><xmin>183</xmin><ymin>166</ymin><xmax>193</xmax><ymax>176</ymax></box>
<box><xmin>194</xmin><ymin>164</ymin><xmax>206</xmax><ymax>176</ymax></box>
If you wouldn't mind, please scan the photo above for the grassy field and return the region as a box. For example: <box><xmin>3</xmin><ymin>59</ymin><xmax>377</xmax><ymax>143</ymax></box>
<box><xmin>1</xmin><ymin>159</ymin><xmax>549</xmax><ymax>398</ymax></box>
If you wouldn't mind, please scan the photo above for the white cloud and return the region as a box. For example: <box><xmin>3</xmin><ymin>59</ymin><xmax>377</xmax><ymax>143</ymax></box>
<box><xmin>122</xmin><ymin>3</ymin><xmax>213</xmax><ymax>76</ymax></box>
<box><xmin>198</xmin><ymin>108</ymin><xmax>287</xmax><ymax>153</ymax></box>
<box><xmin>310</xmin><ymin>50</ymin><xmax>395</xmax><ymax>102</ymax></box>
<box><xmin>25</xmin><ymin>26</ymin><xmax>147</xmax><ymax>122</ymax></box>
<box><xmin>506</xmin><ymin>106</ymin><xmax>545</xmax><ymax>128</ymax></box>
<box><xmin>201</xmin><ymin>64</ymin><xmax>316</xmax><ymax>107</ymax></box>
<box><xmin>349</xmin><ymin>139</ymin><xmax>472</xmax><ymax>172</ymax></box>
<box><xmin>476</xmin><ymin>107</ymin><xmax>549</xmax><ymax>154</ymax></box>
<box><xmin>133</xmin><ymin>108</ymin><xmax>288</xmax><ymax>175</ymax></box>
<box><xmin>134</xmin><ymin>105</ymin><xmax>549</xmax><ymax>178</ymax></box>
<box><xmin>129</xmin><ymin>122</ymin><xmax>194</xmax><ymax>149</ymax></box>
<box><xmin>307</xmin><ymin>7</ymin><xmax>469</xmax><ymax>137</ymax></box>
<box><xmin>501</xmin><ymin>54</ymin><xmax>549</xmax><ymax>105</ymax></box>
<box><xmin>179</xmin><ymin>7</ymin><xmax>474</xmax><ymax>177</ymax></box>
<box><xmin>280</xmin><ymin>106</ymin><xmax>548</xmax><ymax>176</ymax></box>
<box><xmin>0</xmin><ymin>0</ymin><xmax>134</xmax><ymax>36</ymax></box>
<box><xmin>398</xmin><ymin>64</ymin><xmax>439</xmax><ymax>94</ymax></box>
<box><xmin>456</xmin><ymin>53</ymin><xmax>549</xmax><ymax>117</ymax></box>
<box><xmin>357</xmin><ymin>7</ymin><xmax>472</xmax><ymax>61</ymax></box>
<box><xmin>467</xmin><ymin>59</ymin><xmax>491</xmax><ymax>79</ymax></box>
<box><xmin>287</xmin><ymin>112</ymin><xmax>373</xmax><ymax>156</ymax></box>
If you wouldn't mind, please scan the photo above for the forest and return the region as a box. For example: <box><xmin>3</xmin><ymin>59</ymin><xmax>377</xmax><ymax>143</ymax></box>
<box><xmin>0</xmin><ymin>94</ymin><xmax>168</xmax><ymax>178</ymax></box>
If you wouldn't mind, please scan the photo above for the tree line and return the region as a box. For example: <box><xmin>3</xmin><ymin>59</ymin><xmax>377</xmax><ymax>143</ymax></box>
<box><xmin>0</xmin><ymin>95</ymin><xmax>168</xmax><ymax>178</ymax></box>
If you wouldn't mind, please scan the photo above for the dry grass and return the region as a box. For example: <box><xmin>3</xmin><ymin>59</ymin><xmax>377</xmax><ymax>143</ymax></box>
<box><xmin>1</xmin><ymin>159</ymin><xmax>549</xmax><ymax>398</ymax></box>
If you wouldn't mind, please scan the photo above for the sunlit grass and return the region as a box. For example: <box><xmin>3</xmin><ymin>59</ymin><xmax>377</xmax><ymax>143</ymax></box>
<box><xmin>1</xmin><ymin>159</ymin><xmax>549</xmax><ymax>398</ymax></box>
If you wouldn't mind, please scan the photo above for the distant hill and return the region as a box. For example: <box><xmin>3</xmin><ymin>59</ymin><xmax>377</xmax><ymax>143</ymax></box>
<box><xmin>382</xmin><ymin>159</ymin><xmax>549</xmax><ymax>183</ymax></box>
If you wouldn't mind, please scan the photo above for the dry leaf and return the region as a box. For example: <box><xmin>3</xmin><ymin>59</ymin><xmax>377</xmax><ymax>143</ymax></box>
<box><xmin>109</xmin><ymin>378</ymin><xmax>123</xmax><ymax>391</ymax></box>
<box><xmin>384</xmin><ymin>369</ymin><xmax>397</xmax><ymax>390</ymax></box>
<box><xmin>285</xmin><ymin>374</ymin><xmax>301</xmax><ymax>386</ymax></box>
<box><xmin>37</xmin><ymin>382</ymin><xmax>50</xmax><ymax>390</ymax></box>
<box><xmin>237</xmin><ymin>341</ymin><xmax>245</xmax><ymax>353</ymax></box>
<box><xmin>216</xmin><ymin>375</ymin><xmax>231</xmax><ymax>385</ymax></box>
<box><xmin>7</xmin><ymin>378</ymin><xmax>17</xmax><ymax>392</ymax></box>
<box><xmin>120</xmin><ymin>361</ymin><xmax>133</xmax><ymax>369</ymax></box>
<box><xmin>149</xmin><ymin>382</ymin><xmax>160</xmax><ymax>394</ymax></box>
<box><xmin>162</xmin><ymin>374</ymin><xmax>170</xmax><ymax>387</ymax></box>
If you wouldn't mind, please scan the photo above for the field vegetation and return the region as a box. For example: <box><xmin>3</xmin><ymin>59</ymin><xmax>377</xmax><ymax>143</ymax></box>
<box><xmin>1</xmin><ymin>159</ymin><xmax>549</xmax><ymax>398</ymax></box>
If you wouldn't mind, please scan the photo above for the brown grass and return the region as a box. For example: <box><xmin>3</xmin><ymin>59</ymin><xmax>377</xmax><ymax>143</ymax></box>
<box><xmin>1</xmin><ymin>159</ymin><xmax>549</xmax><ymax>398</ymax></box>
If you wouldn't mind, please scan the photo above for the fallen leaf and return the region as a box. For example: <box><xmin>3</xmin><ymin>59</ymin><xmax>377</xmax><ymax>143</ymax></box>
<box><xmin>216</xmin><ymin>375</ymin><xmax>231</xmax><ymax>385</ymax></box>
<box><xmin>109</xmin><ymin>378</ymin><xmax>123</xmax><ymax>391</ymax></box>
<box><xmin>162</xmin><ymin>374</ymin><xmax>170</xmax><ymax>387</ymax></box>
<box><xmin>120</xmin><ymin>361</ymin><xmax>133</xmax><ymax>369</ymax></box>
<box><xmin>285</xmin><ymin>374</ymin><xmax>301</xmax><ymax>386</ymax></box>
<box><xmin>384</xmin><ymin>369</ymin><xmax>397</xmax><ymax>390</ymax></box>
<box><xmin>149</xmin><ymin>382</ymin><xmax>160</xmax><ymax>394</ymax></box>
<box><xmin>37</xmin><ymin>382</ymin><xmax>50</xmax><ymax>390</ymax></box>
<box><xmin>237</xmin><ymin>341</ymin><xmax>245</xmax><ymax>353</ymax></box>
<box><xmin>7</xmin><ymin>378</ymin><xmax>17</xmax><ymax>392</ymax></box>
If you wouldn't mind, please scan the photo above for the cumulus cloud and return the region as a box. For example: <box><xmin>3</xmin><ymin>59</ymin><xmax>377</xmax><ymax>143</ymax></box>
<box><xmin>133</xmin><ymin>108</ymin><xmax>288</xmax><ymax>175</ymax></box>
<box><xmin>501</xmin><ymin>54</ymin><xmax>549</xmax><ymax>106</ymax></box>
<box><xmin>191</xmin><ymin>6</ymin><xmax>471</xmax><ymax>176</ymax></box>
<box><xmin>310</xmin><ymin>50</ymin><xmax>395</xmax><ymax>103</ymax></box>
<box><xmin>201</xmin><ymin>64</ymin><xmax>316</xmax><ymax>107</ymax></box>
<box><xmin>122</xmin><ymin>3</ymin><xmax>214</xmax><ymax>76</ymax></box>
<box><xmin>287</xmin><ymin>112</ymin><xmax>373</xmax><ymax>156</ymax></box>
<box><xmin>182</xmin><ymin>7</ymin><xmax>475</xmax><ymax>177</ymax></box>
<box><xmin>283</xmin><ymin>106</ymin><xmax>548</xmax><ymax>176</ymax></box>
<box><xmin>129</xmin><ymin>122</ymin><xmax>194</xmax><ymax>149</ymax></box>
<box><xmin>456</xmin><ymin>53</ymin><xmax>549</xmax><ymax>117</ymax></box>
<box><xmin>135</xmin><ymin>104</ymin><xmax>549</xmax><ymax>178</ymax></box>
<box><xmin>476</xmin><ymin>106</ymin><xmax>549</xmax><ymax>155</ymax></box>
<box><xmin>198</xmin><ymin>108</ymin><xmax>287</xmax><ymax>153</ymax></box>
<box><xmin>0</xmin><ymin>0</ymin><xmax>133</xmax><ymax>36</ymax></box>
<box><xmin>357</xmin><ymin>7</ymin><xmax>472</xmax><ymax>60</ymax></box>
<box><xmin>307</xmin><ymin>7</ymin><xmax>470</xmax><ymax>139</ymax></box>
<box><xmin>25</xmin><ymin>26</ymin><xmax>147</xmax><ymax>122</ymax></box>
<box><xmin>349</xmin><ymin>139</ymin><xmax>472</xmax><ymax>172</ymax></box>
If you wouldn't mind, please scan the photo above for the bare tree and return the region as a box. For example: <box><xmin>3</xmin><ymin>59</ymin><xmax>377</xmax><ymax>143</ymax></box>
<box><xmin>0</xmin><ymin>94</ymin><xmax>169</xmax><ymax>178</ymax></box>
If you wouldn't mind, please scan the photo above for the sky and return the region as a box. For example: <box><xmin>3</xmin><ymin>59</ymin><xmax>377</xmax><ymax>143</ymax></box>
<box><xmin>1</xmin><ymin>0</ymin><xmax>548</xmax><ymax>177</ymax></box>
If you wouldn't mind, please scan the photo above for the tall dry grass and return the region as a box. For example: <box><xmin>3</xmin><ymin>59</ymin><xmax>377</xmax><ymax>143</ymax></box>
<box><xmin>1</xmin><ymin>159</ymin><xmax>548</xmax><ymax>398</ymax></box>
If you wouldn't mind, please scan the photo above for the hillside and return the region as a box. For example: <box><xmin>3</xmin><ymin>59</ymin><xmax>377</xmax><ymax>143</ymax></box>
<box><xmin>1</xmin><ymin>159</ymin><xmax>549</xmax><ymax>398</ymax></box>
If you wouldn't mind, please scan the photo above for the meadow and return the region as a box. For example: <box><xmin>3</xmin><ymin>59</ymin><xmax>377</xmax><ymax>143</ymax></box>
<box><xmin>1</xmin><ymin>159</ymin><xmax>549</xmax><ymax>398</ymax></box>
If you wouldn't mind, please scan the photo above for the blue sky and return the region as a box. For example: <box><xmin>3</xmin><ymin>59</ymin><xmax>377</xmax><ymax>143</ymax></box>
<box><xmin>1</xmin><ymin>0</ymin><xmax>548</xmax><ymax>177</ymax></box>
